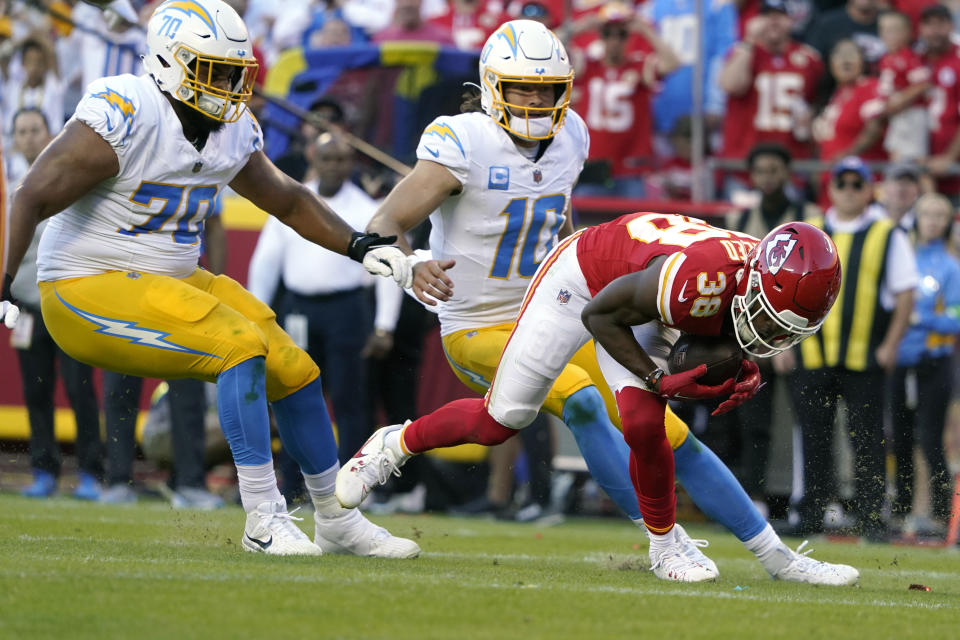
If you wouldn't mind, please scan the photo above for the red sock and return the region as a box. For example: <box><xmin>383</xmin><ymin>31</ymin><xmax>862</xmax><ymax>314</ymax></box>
<box><xmin>402</xmin><ymin>398</ymin><xmax>516</xmax><ymax>453</ymax></box>
<box><xmin>617</xmin><ymin>386</ymin><xmax>676</xmax><ymax>533</ymax></box>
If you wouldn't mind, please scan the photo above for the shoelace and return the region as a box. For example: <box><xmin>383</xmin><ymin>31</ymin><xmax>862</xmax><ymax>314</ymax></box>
<box><xmin>788</xmin><ymin>540</ymin><xmax>838</xmax><ymax>575</ymax></box>
<box><xmin>370</xmin><ymin>453</ymin><xmax>402</xmax><ymax>486</ymax></box>
<box><xmin>266</xmin><ymin>506</ymin><xmax>307</xmax><ymax>540</ymax></box>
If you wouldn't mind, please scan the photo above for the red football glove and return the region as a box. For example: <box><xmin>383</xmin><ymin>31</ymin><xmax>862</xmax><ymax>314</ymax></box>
<box><xmin>711</xmin><ymin>360</ymin><xmax>763</xmax><ymax>416</ymax></box>
<box><xmin>656</xmin><ymin>364</ymin><xmax>738</xmax><ymax>401</ymax></box>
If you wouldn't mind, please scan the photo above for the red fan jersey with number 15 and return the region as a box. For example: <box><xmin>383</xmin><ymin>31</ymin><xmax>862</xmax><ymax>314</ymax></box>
<box><xmin>576</xmin><ymin>213</ymin><xmax>759</xmax><ymax>335</ymax></box>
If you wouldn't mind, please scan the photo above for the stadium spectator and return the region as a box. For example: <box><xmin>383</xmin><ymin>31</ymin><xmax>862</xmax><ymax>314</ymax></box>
<box><xmin>2</xmin><ymin>37</ymin><xmax>64</xmax><ymax>139</ymax></box>
<box><xmin>373</xmin><ymin>0</ymin><xmax>455</xmax><ymax>44</ymax></box>
<box><xmin>877</xmin><ymin>10</ymin><xmax>932</xmax><ymax>162</ymax></box>
<box><xmin>880</xmin><ymin>160</ymin><xmax>924</xmax><ymax>228</ymax></box>
<box><xmin>918</xmin><ymin>4</ymin><xmax>960</xmax><ymax>202</ymax></box>
<box><xmin>812</xmin><ymin>39</ymin><xmax>887</xmax><ymax>202</ymax></box>
<box><xmin>302</xmin><ymin>9</ymin><xmax>370</xmax><ymax>48</ymax></box>
<box><xmin>273</xmin><ymin>98</ymin><xmax>347</xmax><ymax>183</ymax></box>
<box><xmin>788</xmin><ymin>156</ymin><xmax>917</xmax><ymax>540</ymax></box>
<box><xmin>248</xmin><ymin>132</ymin><xmax>403</xmax><ymax>467</ymax></box>
<box><xmin>7</xmin><ymin>107</ymin><xmax>102</xmax><ymax>501</ymax></box>
<box><xmin>890</xmin><ymin>192</ymin><xmax>960</xmax><ymax>534</ymax></box>
<box><xmin>805</xmin><ymin>0</ymin><xmax>885</xmax><ymax>64</ymax></box>
<box><xmin>430</xmin><ymin>0</ymin><xmax>503</xmax><ymax>51</ymax></box>
<box><xmin>723</xmin><ymin>142</ymin><xmax>820</xmax><ymax>515</ymax></box>
<box><xmin>648</xmin><ymin>0</ymin><xmax>738</xmax><ymax>139</ymax></box>
<box><xmin>719</xmin><ymin>0</ymin><xmax>823</xmax><ymax>190</ymax></box>
<box><xmin>644</xmin><ymin>115</ymin><xmax>697</xmax><ymax>200</ymax></box>
<box><xmin>70</xmin><ymin>0</ymin><xmax>145</xmax><ymax>103</ymax></box>
<box><xmin>573</xmin><ymin>2</ymin><xmax>681</xmax><ymax>198</ymax></box>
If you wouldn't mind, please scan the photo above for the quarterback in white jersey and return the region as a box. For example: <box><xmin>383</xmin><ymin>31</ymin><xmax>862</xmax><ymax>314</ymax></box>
<box><xmin>420</xmin><ymin>108</ymin><xmax>588</xmax><ymax>335</ymax></box>
<box><xmin>2</xmin><ymin>0</ymin><xmax>418</xmax><ymax>560</ymax></box>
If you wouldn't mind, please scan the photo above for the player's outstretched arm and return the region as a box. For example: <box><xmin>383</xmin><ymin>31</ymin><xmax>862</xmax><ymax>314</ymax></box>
<box><xmin>231</xmin><ymin>151</ymin><xmax>412</xmax><ymax>286</ymax></box>
<box><xmin>6</xmin><ymin>121</ymin><xmax>119</xmax><ymax>283</ymax></box>
<box><xmin>366</xmin><ymin>160</ymin><xmax>461</xmax><ymax>305</ymax></box>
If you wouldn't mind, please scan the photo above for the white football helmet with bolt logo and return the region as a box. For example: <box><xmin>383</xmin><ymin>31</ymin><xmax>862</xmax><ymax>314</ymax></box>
<box><xmin>479</xmin><ymin>20</ymin><xmax>574</xmax><ymax>140</ymax></box>
<box><xmin>143</xmin><ymin>0</ymin><xmax>258</xmax><ymax>123</ymax></box>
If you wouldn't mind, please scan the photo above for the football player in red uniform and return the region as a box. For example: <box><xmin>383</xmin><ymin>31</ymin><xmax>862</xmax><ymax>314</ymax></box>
<box><xmin>338</xmin><ymin>213</ymin><xmax>849</xmax><ymax>583</ymax></box>
<box><xmin>720</xmin><ymin>0</ymin><xmax>823</xmax><ymax>165</ymax></box>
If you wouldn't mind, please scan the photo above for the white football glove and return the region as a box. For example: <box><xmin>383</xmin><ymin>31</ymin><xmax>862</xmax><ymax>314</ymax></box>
<box><xmin>1</xmin><ymin>300</ymin><xmax>19</xmax><ymax>329</ymax></box>
<box><xmin>363</xmin><ymin>246</ymin><xmax>413</xmax><ymax>288</ymax></box>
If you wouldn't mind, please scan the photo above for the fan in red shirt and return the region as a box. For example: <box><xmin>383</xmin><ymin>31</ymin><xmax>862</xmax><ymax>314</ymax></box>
<box><xmin>877</xmin><ymin>9</ymin><xmax>932</xmax><ymax>161</ymax></box>
<box><xmin>918</xmin><ymin>4</ymin><xmax>960</xmax><ymax>197</ymax></box>
<box><xmin>812</xmin><ymin>38</ymin><xmax>887</xmax><ymax>203</ymax></box>
<box><xmin>720</xmin><ymin>0</ymin><xmax>823</xmax><ymax>165</ymax></box>
<box><xmin>429</xmin><ymin>0</ymin><xmax>507</xmax><ymax>51</ymax></box>
<box><xmin>573</xmin><ymin>2</ymin><xmax>681</xmax><ymax>197</ymax></box>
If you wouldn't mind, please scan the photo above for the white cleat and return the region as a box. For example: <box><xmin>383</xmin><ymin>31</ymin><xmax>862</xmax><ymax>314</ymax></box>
<box><xmin>242</xmin><ymin>499</ymin><xmax>323</xmax><ymax>556</ymax></box>
<box><xmin>315</xmin><ymin>507</ymin><xmax>420</xmax><ymax>558</ymax></box>
<box><xmin>649</xmin><ymin>534</ymin><xmax>719</xmax><ymax>583</ymax></box>
<box><xmin>673</xmin><ymin>523</ymin><xmax>719</xmax><ymax>577</ymax></box>
<box><xmin>770</xmin><ymin>540</ymin><xmax>859</xmax><ymax>586</ymax></box>
<box><xmin>336</xmin><ymin>423</ymin><xmax>407</xmax><ymax>509</ymax></box>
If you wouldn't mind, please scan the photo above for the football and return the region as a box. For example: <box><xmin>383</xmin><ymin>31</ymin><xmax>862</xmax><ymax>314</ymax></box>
<box><xmin>667</xmin><ymin>334</ymin><xmax>744</xmax><ymax>386</ymax></box>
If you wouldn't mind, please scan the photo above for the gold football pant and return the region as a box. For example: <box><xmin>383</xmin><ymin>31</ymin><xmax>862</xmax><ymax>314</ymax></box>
<box><xmin>440</xmin><ymin>323</ymin><xmax>690</xmax><ymax>448</ymax></box>
<box><xmin>39</xmin><ymin>268</ymin><xmax>318</xmax><ymax>401</ymax></box>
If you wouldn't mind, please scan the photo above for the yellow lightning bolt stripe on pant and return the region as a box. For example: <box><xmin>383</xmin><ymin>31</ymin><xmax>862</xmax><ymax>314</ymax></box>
<box><xmin>39</xmin><ymin>268</ymin><xmax>318</xmax><ymax>402</ymax></box>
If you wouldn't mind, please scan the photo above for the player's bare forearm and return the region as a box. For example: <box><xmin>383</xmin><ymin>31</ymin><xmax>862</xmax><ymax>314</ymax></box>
<box><xmin>231</xmin><ymin>150</ymin><xmax>355</xmax><ymax>255</ymax></box>
<box><xmin>6</xmin><ymin>120</ymin><xmax>119</xmax><ymax>279</ymax></box>
<box><xmin>366</xmin><ymin>160</ymin><xmax>461</xmax><ymax>254</ymax></box>
<box><xmin>581</xmin><ymin>269</ymin><xmax>662</xmax><ymax>379</ymax></box>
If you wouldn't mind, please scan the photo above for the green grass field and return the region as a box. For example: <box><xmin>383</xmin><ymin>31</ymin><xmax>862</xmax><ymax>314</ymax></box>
<box><xmin>1</xmin><ymin>494</ymin><xmax>957</xmax><ymax>640</ymax></box>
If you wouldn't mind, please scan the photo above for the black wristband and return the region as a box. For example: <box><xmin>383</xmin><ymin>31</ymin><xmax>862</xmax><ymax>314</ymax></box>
<box><xmin>346</xmin><ymin>232</ymin><xmax>399</xmax><ymax>263</ymax></box>
<box><xmin>1</xmin><ymin>273</ymin><xmax>16</xmax><ymax>304</ymax></box>
<box><xmin>642</xmin><ymin>367</ymin><xmax>665</xmax><ymax>391</ymax></box>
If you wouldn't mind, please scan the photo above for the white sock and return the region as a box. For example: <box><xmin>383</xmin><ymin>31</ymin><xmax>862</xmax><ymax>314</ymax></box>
<box><xmin>303</xmin><ymin>463</ymin><xmax>345</xmax><ymax>518</ymax></box>
<box><xmin>743</xmin><ymin>523</ymin><xmax>790</xmax><ymax>574</ymax></box>
<box><xmin>647</xmin><ymin>526</ymin><xmax>677</xmax><ymax>555</ymax></box>
<box><xmin>384</xmin><ymin>428</ymin><xmax>411</xmax><ymax>461</ymax></box>
<box><xmin>236</xmin><ymin>462</ymin><xmax>283</xmax><ymax>513</ymax></box>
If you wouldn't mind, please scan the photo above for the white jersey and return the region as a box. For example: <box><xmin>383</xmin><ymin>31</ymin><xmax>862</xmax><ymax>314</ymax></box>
<box><xmin>417</xmin><ymin>111</ymin><xmax>589</xmax><ymax>335</ymax></box>
<box><xmin>37</xmin><ymin>74</ymin><xmax>262</xmax><ymax>281</ymax></box>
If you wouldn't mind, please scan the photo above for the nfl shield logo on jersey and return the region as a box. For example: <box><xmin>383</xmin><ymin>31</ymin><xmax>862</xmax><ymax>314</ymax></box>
<box><xmin>533</xmin><ymin>168</ymin><xmax>542</xmax><ymax>183</ymax></box>
<box><xmin>557</xmin><ymin>289</ymin><xmax>571</xmax><ymax>304</ymax></box>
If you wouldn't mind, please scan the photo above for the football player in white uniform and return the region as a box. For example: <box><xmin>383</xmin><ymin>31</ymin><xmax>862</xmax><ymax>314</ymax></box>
<box><xmin>338</xmin><ymin>20</ymin><xmax>860</xmax><ymax>584</ymax></box>
<box><xmin>1</xmin><ymin>0</ymin><xmax>418</xmax><ymax>558</ymax></box>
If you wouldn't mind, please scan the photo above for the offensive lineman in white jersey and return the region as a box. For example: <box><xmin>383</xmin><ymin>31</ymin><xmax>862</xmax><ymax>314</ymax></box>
<box><xmin>0</xmin><ymin>0</ymin><xmax>419</xmax><ymax>558</ymax></box>
<box><xmin>338</xmin><ymin>20</ymin><xmax>860</xmax><ymax>585</ymax></box>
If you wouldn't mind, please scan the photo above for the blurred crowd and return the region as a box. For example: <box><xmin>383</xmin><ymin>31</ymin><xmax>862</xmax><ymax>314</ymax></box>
<box><xmin>2</xmin><ymin>0</ymin><xmax>960</xmax><ymax>540</ymax></box>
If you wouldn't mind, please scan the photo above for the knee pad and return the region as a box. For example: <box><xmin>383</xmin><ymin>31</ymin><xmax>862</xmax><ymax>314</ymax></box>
<box><xmin>562</xmin><ymin>386</ymin><xmax>608</xmax><ymax>429</ymax></box>
<box><xmin>262</xmin><ymin>321</ymin><xmax>319</xmax><ymax>401</ymax></box>
<box><xmin>664</xmin><ymin>406</ymin><xmax>690</xmax><ymax>450</ymax></box>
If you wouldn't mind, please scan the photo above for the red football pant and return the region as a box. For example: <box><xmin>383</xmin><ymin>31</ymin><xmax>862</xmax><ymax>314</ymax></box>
<box><xmin>401</xmin><ymin>398</ymin><xmax>516</xmax><ymax>453</ymax></box>
<box><xmin>616</xmin><ymin>386</ymin><xmax>675</xmax><ymax>534</ymax></box>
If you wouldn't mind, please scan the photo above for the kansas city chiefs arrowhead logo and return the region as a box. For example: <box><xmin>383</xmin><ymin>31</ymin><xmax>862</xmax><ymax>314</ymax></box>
<box><xmin>765</xmin><ymin>233</ymin><xmax>798</xmax><ymax>275</ymax></box>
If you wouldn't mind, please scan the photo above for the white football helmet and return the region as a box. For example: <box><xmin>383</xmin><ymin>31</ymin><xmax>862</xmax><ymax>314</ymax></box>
<box><xmin>143</xmin><ymin>0</ymin><xmax>258</xmax><ymax>123</ymax></box>
<box><xmin>479</xmin><ymin>20</ymin><xmax>574</xmax><ymax>140</ymax></box>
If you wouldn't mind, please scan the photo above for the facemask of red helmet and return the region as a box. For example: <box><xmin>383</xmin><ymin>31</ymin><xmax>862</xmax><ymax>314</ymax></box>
<box><xmin>731</xmin><ymin>222</ymin><xmax>842</xmax><ymax>357</ymax></box>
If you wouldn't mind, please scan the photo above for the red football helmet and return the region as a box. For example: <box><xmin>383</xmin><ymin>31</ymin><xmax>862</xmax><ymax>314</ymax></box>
<box><xmin>731</xmin><ymin>222</ymin><xmax>842</xmax><ymax>356</ymax></box>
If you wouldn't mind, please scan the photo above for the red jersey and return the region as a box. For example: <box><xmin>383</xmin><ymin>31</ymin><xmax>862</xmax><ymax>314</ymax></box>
<box><xmin>814</xmin><ymin>77</ymin><xmax>887</xmax><ymax>163</ymax></box>
<box><xmin>721</xmin><ymin>42</ymin><xmax>823</xmax><ymax>160</ymax></box>
<box><xmin>577</xmin><ymin>50</ymin><xmax>657</xmax><ymax>176</ymax></box>
<box><xmin>577</xmin><ymin>213</ymin><xmax>758</xmax><ymax>335</ymax></box>
<box><xmin>878</xmin><ymin>47</ymin><xmax>930</xmax><ymax>96</ymax></box>
<box><xmin>428</xmin><ymin>2</ymin><xmax>503</xmax><ymax>51</ymax></box>
<box><xmin>925</xmin><ymin>44</ymin><xmax>960</xmax><ymax>155</ymax></box>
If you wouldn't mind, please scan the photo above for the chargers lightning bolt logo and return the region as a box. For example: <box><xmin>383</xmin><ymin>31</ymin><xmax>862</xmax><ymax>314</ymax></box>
<box><xmin>157</xmin><ymin>0</ymin><xmax>218</xmax><ymax>35</ymax></box>
<box><xmin>91</xmin><ymin>89</ymin><xmax>136</xmax><ymax>143</ymax></box>
<box><xmin>423</xmin><ymin>123</ymin><xmax>465</xmax><ymax>158</ymax></box>
<box><xmin>55</xmin><ymin>290</ymin><xmax>220</xmax><ymax>358</ymax></box>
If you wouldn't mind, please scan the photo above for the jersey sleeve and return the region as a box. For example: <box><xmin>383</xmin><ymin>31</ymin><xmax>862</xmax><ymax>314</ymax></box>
<box><xmin>71</xmin><ymin>76</ymin><xmax>142</xmax><ymax>173</ymax></box>
<box><xmin>655</xmin><ymin>243</ymin><xmax>738</xmax><ymax>335</ymax></box>
<box><xmin>416</xmin><ymin>116</ymin><xmax>471</xmax><ymax>185</ymax></box>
